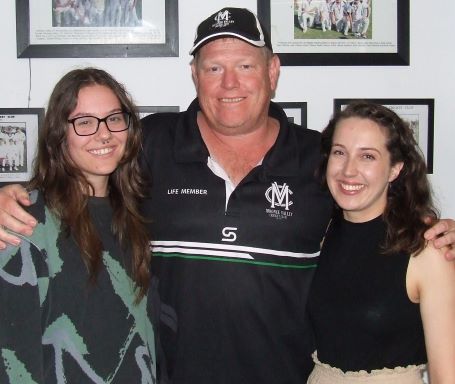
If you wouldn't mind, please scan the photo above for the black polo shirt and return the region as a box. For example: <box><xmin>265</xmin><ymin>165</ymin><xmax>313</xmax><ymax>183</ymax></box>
<box><xmin>141</xmin><ymin>99</ymin><xmax>333</xmax><ymax>384</ymax></box>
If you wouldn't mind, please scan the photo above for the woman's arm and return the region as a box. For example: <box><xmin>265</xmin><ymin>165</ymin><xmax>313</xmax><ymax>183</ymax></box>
<box><xmin>408</xmin><ymin>242</ymin><xmax>455</xmax><ymax>383</ymax></box>
<box><xmin>0</xmin><ymin>244</ymin><xmax>45</xmax><ymax>383</ymax></box>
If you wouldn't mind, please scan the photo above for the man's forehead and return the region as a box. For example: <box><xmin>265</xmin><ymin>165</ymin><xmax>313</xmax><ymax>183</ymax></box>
<box><xmin>199</xmin><ymin>37</ymin><xmax>263</xmax><ymax>53</ymax></box>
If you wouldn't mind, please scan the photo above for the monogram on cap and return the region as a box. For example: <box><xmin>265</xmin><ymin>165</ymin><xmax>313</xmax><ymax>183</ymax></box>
<box><xmin>189</xmin><ymin>7</ymin><xmax>273</xmax><ymax>55</ymax></box>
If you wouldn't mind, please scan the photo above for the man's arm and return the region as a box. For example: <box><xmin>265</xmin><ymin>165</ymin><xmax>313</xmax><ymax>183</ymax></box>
<box><xmin>0</xmin><ymin>184</ymin><xmax>36</xmax><ymax>249</ymax></box>
<box><xmin>425</xmin><ymin>219</ymin><xmax>455</xmax><ymax>260</ymax></box>
<box><xmin>0</xmin><ymin>185</ymin><xmax>455</xmax><ymax>258</ymax></box>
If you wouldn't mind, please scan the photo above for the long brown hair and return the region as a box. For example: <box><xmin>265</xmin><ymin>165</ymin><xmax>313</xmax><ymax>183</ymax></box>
<box><xmin>28</xmin><ymin>67</ymin><xmax>150</xmax><ymax>301</ymax></box>
<box><xmin>318</xmin><ymin>102</ymin><xmax>438</xmax><ymax>255</ymax></box>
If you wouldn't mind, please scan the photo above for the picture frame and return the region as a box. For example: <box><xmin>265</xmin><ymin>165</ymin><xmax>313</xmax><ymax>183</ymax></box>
<box><xmin>277</xmin><ymin>102</ymin><xmax>307</xmax><ymax>128</ymax></box>
<box><xmin>137</xmin><ymin>106</ymin><xmax>180</xmax><ymax>119</ymax></box>
<box><xmin>257</xmin><ymin>0</ymin><xmax>409</xmax><ymax>66</ymax></box>
<box><xmin>333</xmin><ymin>98</ymin><xmax>434</xmax><ymax>173</ymax></box>
<box><xmin>16</xmin><ymin>0</ymin><xmax>179</xmax><ymax>58</ymax></box>
<box><xmin>0</xmin><ymin>108</ymin><xmax>44</xmax><ymax>185</ymax></box>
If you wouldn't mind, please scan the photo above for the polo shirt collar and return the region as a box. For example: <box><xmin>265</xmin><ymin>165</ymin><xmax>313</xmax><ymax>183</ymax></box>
<box><xmin>174</xmin><ymin>98</ymin><xmax>301</xmax><ymax>177</ymax></box>
<box><xmin>174</xmin><ymin>99</ymin><xmax>208</xmax><ymax>163</ymax></box>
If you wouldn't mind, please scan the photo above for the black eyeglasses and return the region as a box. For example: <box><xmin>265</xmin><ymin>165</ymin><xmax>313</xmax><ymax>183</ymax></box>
<box><xmin>67</xmin><ymin>112</ymin><xmax>131</xmax><ymax>136</ymax></box>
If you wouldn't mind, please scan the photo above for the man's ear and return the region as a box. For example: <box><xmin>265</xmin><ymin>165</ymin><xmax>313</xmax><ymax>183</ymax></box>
<box><xmin>269</xmin><ymin>54</ymin><xmax>281</xmax><ymax>92</ymax></box>
<box><xmin>190</xmin><ymin>61</ymin><xmax>199</xmax><ymax>89</ymax></box>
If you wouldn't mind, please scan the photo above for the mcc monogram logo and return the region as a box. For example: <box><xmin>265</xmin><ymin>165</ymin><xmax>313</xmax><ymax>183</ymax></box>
<box><xmin>265</xmin><ymin>182</ymin><xmax>293</xmax><ymax>211</ymax></box>
<box><xmin>213</xmin><ymin>10</ymin><xmax>233</xmax><ymax>28</ymax></box>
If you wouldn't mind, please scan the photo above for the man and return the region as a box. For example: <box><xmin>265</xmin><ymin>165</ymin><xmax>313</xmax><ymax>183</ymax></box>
<box><xmin>13</xmin><ymin>128</ymin><xmax>26</xmax><ymax>169</ymax></box>
<box><xmin>103</xmin><ymin>0</ymin><xmax>122</xmax><ymax>26</ymax></box>
<box><xmin>319</xmin><ymin>0</ymin><xmax>333</xmax><ymax>32</ymax></box>
<box><xmin>0</xmin><ymin>7</ymin><xmax>454</xmax><ymax>384</ymax></box>
<box><xmin>142</xmin><ymin>8</ymin><xmax>332</xmax><ymax>382</ymax></box>
<box><xmin>351</xmin><ymin>0</ymin><xmax>370</xmax><ymax>38</ymax></box>
<box><xmin>53</xmin><ymin>0</ymin><xmax>76</xmax><ymax>27</ymax></box>
<box><xmin>359</xmin><ymin>0</ymin><xmax>370</xmax><ymax>38</ymax></box>
<box><xmin>351</xmin><ymin>0</ymin><xmax>362</xmax><ymax>37</ymax></box>
<box><xmin>296</xmin><ymin>0</ymin><xmax>318</xmax><ymax>33</ymax></box>
<box><xmin>331</xmin><ymin>0</ymin><xmax>351</xmax><ymax>36</ymax></box>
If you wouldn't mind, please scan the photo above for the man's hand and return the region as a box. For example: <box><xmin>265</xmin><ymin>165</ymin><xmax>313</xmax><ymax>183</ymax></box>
<box><xmin>424</xmin><ymin>219</ymin><xmax>455</xmax><ymax>260</ymax></box>
<box><xmin>0</xmin><ymin>184</ymin><xmax>37</xmax><ymax>249</ymax></box>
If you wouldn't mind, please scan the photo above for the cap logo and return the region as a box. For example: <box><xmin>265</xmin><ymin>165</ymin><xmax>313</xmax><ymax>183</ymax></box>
<box><xmin>212</xmin><ymin>10</ymin><xmax>234</xmax><ymax>29</ymax></box>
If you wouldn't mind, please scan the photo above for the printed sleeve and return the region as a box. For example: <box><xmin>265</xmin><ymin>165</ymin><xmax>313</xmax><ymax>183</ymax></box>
<box><xmin>0</xmin><ymin>242</ymin><xmax>48</xmax><ymax>384</ymax></box>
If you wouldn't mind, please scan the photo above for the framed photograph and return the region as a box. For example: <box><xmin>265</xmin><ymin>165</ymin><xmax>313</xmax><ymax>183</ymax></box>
<box><xmin>257</xmin><ymin>0</ymin><xmax>409</xmax><ymax>66</ymax></box>
<box><xmin>16</xmin><ymin>0</ymin><xmax>179</xmax><ymax>58</ymax></box>
<box><xmin>137</xmin><ymin>106</ymin><xmax>180</xmax><ymax>119</ymax></box>
<box><xmin>277</xmin><ymin>102</ymin><xmax>307</xmax><ymax>128</ymax></box>
<box><xmin>333</xmin><ymin>98</ymin><xmax>434</xmax><ymax>173</ymax></box>
<box><xmin>0</xmin><ymin>108</ymin><xmax>44</xmax><ymax>185</ymax></box>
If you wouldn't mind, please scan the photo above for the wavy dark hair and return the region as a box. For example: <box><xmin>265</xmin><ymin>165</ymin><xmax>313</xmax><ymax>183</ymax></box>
<box><xmin>318</xmin><ymin>102</ymin><xmax>438</xmax><ymax>255</ymax></box>
<box><xmin>28</xmin><ymin>67</ymin><xmax>150</xmax><ymax>302</ymax></box>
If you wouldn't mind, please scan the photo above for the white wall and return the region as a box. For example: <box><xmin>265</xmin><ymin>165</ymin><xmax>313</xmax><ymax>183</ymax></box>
<box><xmin>1</xmin><ymin>1</ymin><xmax>454</xmax><ymax>217</ymax></box>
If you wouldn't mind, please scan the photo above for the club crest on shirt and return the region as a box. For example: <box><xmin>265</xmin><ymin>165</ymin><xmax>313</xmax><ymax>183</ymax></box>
<box><xmin>265</xmin><ymin>182</ymin><xmax>294</xmax><ymax>220</ymax></box>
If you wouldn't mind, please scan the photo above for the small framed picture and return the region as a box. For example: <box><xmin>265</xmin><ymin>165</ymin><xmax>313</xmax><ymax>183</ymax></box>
<box><xmin>137</xmin><ymin>106</ymin><xmax>180</xmax><ymax>120</ymax></box>
<box><xmin>0</xmin><ymin>108</ymin><xmax>44</xmax><ymax>185</ymax></box>
<box><xmin>333</xmin><ymin>98</ymin><xmax>434</xmax><ymax>173</ymax></box>
<box><xmin>277</xmin><ymin>102</ymin><xmax>307</xmax><ymax>128</ymax></box>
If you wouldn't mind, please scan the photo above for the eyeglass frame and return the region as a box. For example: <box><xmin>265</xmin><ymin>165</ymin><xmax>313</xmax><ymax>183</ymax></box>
<box><xmin>67</xmin><ymin>111</ymin><xmax>131</xmax><ymax>136</ymax></box>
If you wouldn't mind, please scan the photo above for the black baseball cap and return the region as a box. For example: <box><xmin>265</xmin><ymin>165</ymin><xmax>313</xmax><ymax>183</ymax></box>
<box><xmin>189</xmin><ymin>7</ymin><xmax>273</xmax><ymax>55</ymax></box>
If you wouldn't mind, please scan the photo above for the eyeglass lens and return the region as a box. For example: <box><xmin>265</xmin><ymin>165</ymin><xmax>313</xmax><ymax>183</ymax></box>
<box><xmin>71</xmin><ymin>112</ymin><xmax>130</xmax><ymax>136</ymax></box>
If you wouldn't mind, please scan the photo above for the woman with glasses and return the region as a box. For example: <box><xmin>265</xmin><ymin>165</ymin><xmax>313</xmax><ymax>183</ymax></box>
<box><xmin>0</xmin><ymin>68</ymin><xmax>156</xmax><ymax>383</ymax></box>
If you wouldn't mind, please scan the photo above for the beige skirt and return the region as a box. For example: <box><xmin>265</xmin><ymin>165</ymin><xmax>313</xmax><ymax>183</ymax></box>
<box><xmin>307</xmin><ymin>353</ymin><xmax>426</xmax><ymax>384</ymax></box>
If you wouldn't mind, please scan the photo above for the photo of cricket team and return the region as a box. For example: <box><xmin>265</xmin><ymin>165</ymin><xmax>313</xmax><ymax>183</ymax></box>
<box><xmin>294</xmin><ymin>0</ymin><xmax>371</xmax><ymax>39</ymax></box>
<box><xmin>0</xmin><ymin>125</ymin><xmax>27</xmax><ymax>174</ymax></box>
<box><xmin>52</xmin><ymin>0</ymin><xmax>142</xmax><ymax>28</ymax></box>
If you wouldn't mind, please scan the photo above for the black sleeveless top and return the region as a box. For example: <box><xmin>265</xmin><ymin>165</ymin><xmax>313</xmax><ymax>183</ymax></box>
<box><xmin>308</xmin><ymin>213</ymin><xmax>427</xmax><ymax>372</ymax></box>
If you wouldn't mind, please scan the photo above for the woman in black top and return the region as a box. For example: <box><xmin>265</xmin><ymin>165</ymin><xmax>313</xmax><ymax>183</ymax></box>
<box><xmin>307</xmin><ymin>102</ymin><xmax>455</xmax><ymax>383</ymax></box>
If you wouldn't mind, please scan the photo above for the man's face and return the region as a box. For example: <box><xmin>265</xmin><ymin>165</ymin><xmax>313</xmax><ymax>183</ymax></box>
<box><xmin>191</xmin><ymin>38</ymin><xmax>280</xmax><ymax>136</ymax></box>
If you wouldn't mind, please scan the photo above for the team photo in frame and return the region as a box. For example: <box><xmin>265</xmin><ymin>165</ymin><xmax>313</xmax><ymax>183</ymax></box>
<box><xmin>257</xmin><ymin>0</ymin><xmax>409</xmax><ymax>66</ymax></box>
<box><xmin>16</xmin><ymin>0</ymin><xmax>179</xmax><ymax>58</ymax></box>
<box><xmin>0</xmin><ymin>108</ymin><xmax>44</xmax><ymax>185</ymax></box>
